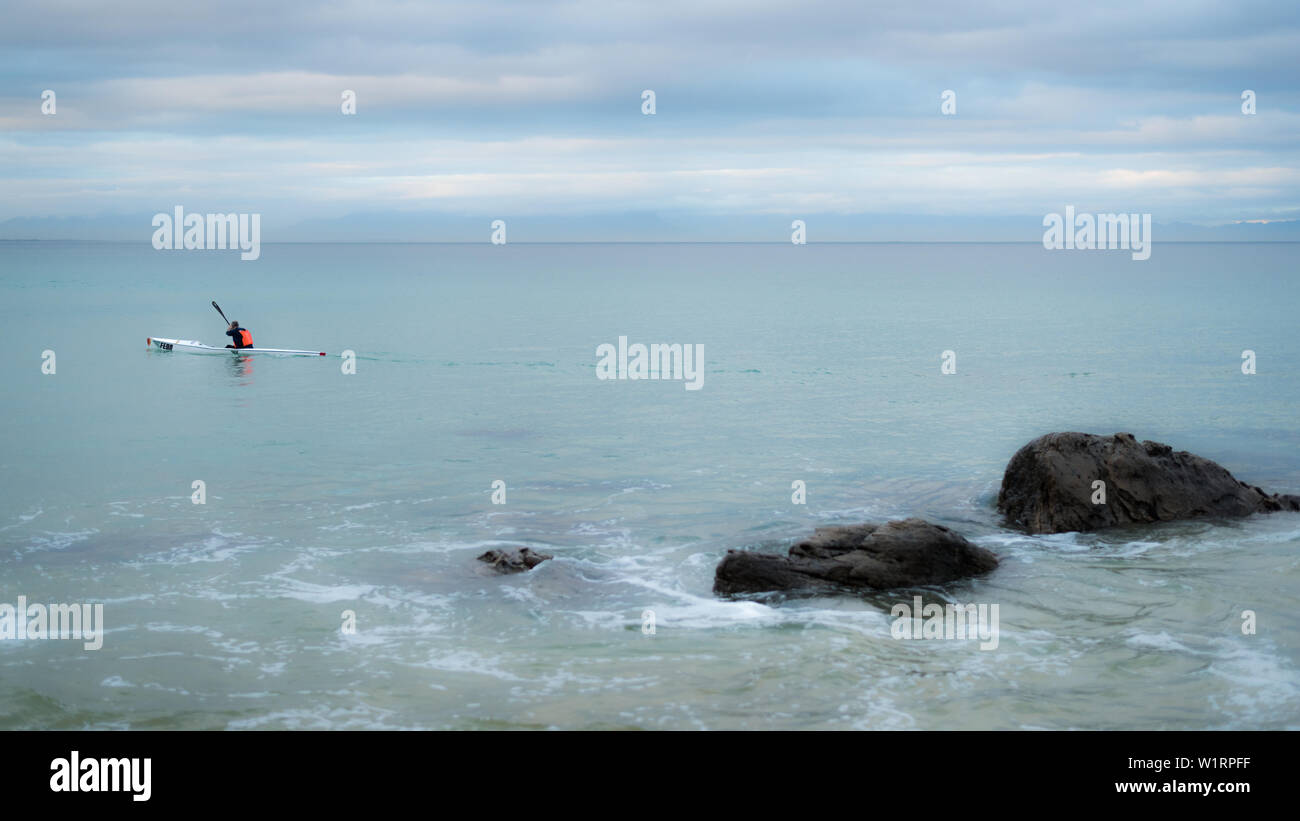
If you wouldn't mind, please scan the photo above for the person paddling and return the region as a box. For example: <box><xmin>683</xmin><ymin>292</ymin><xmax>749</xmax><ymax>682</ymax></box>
<box><xmin>225</xmin><ymin>321</ymin><xmax>254</xmax><ymax>349</ymax></box>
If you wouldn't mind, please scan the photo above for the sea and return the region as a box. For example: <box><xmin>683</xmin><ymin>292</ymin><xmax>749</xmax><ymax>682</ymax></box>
<box><xmin>1</xmin><ymin>240</ymin><xmax>1297</xmax><ymax>729</ymax></box>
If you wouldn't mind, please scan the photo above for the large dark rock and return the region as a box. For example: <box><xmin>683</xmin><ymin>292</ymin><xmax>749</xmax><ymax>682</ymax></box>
<box><xmin>476</xmin><ymin>547</ymin><xmax>553</xmax><ymax>573</ymax></box>
<box><xmin>997</xmin><ymin>432</ymin><xmax>1300</xmax><ymax>534</ymax></box>
<box><xmin>713</xmin><ymin>518</ymin><xmax>998</xmax><ymax>595</ymax></box>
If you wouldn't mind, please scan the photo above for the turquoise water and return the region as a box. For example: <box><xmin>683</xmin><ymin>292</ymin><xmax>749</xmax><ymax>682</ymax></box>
<box><xmin>1</xmin><ymin>241</ymin><xmax>1297</xmax><ymax>729</ymax></box>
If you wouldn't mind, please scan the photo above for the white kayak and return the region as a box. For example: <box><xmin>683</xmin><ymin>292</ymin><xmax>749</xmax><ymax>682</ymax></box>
<box><xmin>148</xmin><ymin>337</ymin><xmax>328</xmax><ymax>357</ymax></box>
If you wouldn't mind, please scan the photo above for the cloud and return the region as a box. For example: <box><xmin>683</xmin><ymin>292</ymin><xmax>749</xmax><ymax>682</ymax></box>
<box><xmin>0</xmin><ymin>0</ymin><xmax>1297</xmax><ymax>230</ymax></box>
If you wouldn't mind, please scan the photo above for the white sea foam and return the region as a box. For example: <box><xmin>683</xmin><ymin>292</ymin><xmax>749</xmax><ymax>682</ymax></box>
<box><xmin>1125</xmin><ymin>631</ymin><xmax>1197</xmax><ymax>654</ymax></box>
<box><xmin>1207</xmin><ymin>640</ymin><xmax>1300</xmax><ymax>719</ymax></box>
<box><xmin>273</xmin><ymin>579</ymin><xmax>376</xmax><ymax>604</ymax></box>
<box><xmin>18</xmin><ymin>528</ymin><xmax>97</xmax><ymax>554</ymax></box>
<box><xmin>225</xmin><ymin>704</ymin><xmax>399</xmax><ymax>730</ymax></box>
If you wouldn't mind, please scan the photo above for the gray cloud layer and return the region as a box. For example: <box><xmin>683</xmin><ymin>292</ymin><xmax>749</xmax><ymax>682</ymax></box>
<box><xmin>2</xmin><ymin>0</ymin><xmax>1298</xmax><ymax>236</ymax></box>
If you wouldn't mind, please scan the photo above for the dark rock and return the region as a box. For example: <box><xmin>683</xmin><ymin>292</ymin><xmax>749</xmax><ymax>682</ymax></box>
<box><xmin>713</xmin><ymin>518</ymin><xmax>998</xmax><ymax>595</ymax></box>
<box><xmin>997</xmin><ymin>431</ymin><xmax>1300</xmax><ymax>534</ymax></box>
<box><xmin>476</xmin><ymin>547</ymin><xmax>553</xmax><ymax>573</ymax></box>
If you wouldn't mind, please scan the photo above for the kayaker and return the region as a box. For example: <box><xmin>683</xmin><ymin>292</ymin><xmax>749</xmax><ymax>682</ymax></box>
<box><xmin>225</xmin><ymin>321</ymin><xmax>254</xmax><ymax>349</ymax></box>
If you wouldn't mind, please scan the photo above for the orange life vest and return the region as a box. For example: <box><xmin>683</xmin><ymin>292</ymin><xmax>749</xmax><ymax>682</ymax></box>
<box><xmin>237</xmin><ymin>329</ymin><xmax>253</xmax><ymax>347</ymax></box>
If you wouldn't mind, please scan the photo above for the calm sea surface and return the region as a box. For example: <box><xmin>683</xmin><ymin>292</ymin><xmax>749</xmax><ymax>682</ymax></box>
<box><xmin>1</xmin><ymin>241</ymin><xmax>1297</xmax><ymax>729</ymax></box>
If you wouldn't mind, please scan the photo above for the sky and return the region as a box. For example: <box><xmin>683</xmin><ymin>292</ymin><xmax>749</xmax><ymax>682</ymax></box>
<box><xmin>2</xmin><ymin>0</ymin><xmax>1299</xmax><ymax>241</ymax></box>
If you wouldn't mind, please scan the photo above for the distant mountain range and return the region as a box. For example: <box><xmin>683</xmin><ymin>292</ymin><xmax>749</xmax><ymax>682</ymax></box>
<box><xmin>2</xmin><ymin>211</ymin><xmax>1297</xmax><ymax>243</ymax></box>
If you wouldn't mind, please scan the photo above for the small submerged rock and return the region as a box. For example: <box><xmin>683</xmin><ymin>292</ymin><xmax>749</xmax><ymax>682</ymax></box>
<box><xmin>713</xmin><ymin>518</ymin><xmax>998</xmax><ymax>595</ymax></box>
<box><xmin>997</xmin><ymin>431</ymin><xmax>1300</xmax><ymax>534</ymax></box>
<box><xmin>476</xmin><ymin>547</ymin><xmax>553</xmax><ymax>573</ymax></box>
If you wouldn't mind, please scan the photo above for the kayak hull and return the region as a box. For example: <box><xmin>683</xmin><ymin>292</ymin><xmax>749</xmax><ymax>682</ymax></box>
<box><xmin>148</xmin><ymin>337</ymin><xmax>327</xmax><ymax>356</ymax></box>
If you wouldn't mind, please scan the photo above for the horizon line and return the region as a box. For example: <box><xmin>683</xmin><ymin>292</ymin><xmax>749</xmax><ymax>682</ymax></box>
<box><xmin>4</xmin><ymin>239</ymin><xmax>1299</xmax><ymax>245</ymax></box>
